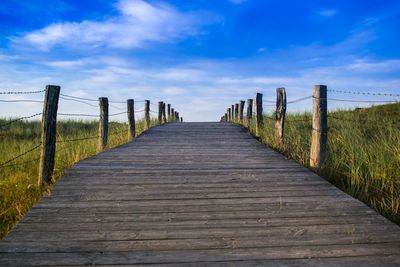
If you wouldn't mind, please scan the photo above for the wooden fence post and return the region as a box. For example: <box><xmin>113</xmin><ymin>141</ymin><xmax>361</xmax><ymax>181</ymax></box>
<box><xmin>127</xmin><ymin>99</ymin><xmax>135</xmax><ymax>140</ymax></box>
<box><xmin>167</xmin><ymin>104</ymin><xmax>171</xmax><ymax>122</ymax></box>
<box><xmin>176</xmin><ymin>112</ymin><xmax>179</xmax><ymax>122</ymax></box>
<box><xmin>162</xmin><ymin>103</ymin><xmax>167</xmax><ymax>123</ymax></box>
<box><xmin>239</xmin><ymin>100</ymin><xmax>245</xmax><ymax>124</ymax></box>
<box><xmin>158</xmin><ymin>101</ymin><xmax>163</xmax><ymax>124</ymax></box>
<box><xmin>235</xmin><ymin>104</ymin><xmax>239</xmax><ymax>123</ymax></box>
<box><xmin>247</xmin><ymin>99</ymin><xmax>253</xmax><ymax>127</ymax></box>
<box><xmin>275</xmin><ymin>88</ymin><xmax>287</xmax><ymax>148</ymax></box>
<box><xmin>231</xmin><ymin>105</ymin><xmax>235</xmax><ymax>122</ymax></box>
<box><xmin>310</xmin><ymin>85</ymin><xmax>328</xmax><ymax>170</ymax></box>
<box><xmin>181</xmin><ymin>117</ymin><xmax>183</xmax><ymax>123</ymax></box>
<box><xmin>38</xmin><ymin>85</ymin><xmax>60</xmax><ymax>185</ymax></box>
<box><xmin>224</xmin><ymin>113</ymin><xmax>228</xmax><ymax>122</ymax></box>
<box><xmin>255</xmin><ymin>93</ymin><xmax>263</xmax><ymax>137</ymax></box>
<box><xmin>98</xmin><ymin>97</ymin><xmax>109</xmax><ymax>152</ymax></box>
<box><xmin>171</xmin><ymin>108</ymin><xmax>175</xmax><ymax>122</ymax></box>
<box><xmin>227</xmin><ymin>108</ymin><xmax>231</xmax><ymax>122</ymax></box>
<box><xmin>145</xmin><ymin>100</ymin><xmax>150</xmax><ymax>129</ymax></box>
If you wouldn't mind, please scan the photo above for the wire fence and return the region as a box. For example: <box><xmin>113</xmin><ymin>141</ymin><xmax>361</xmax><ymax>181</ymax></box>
<box><xmin>0</xmin><ymin>99</ymin><xmax>43</xmax><ymax>103</ymax></box>
<box><xmin>328</xmin><ymin>89</ymin><xmax>400</xmax><ymax>98</ymax></box>
<box><xmin>0</xmin><ymin>143</ymin><xmax>42</xmax><ymax>167</ymax></box>
<box><xmin>223</xmin><ymin>86</ymin><xmax>400</xmax><ymax>223</ymax></box>
<box><xmin>0</xmin><ymin>87</ymin><xmax>181</xmax><ymax>179</ymax></box>
<box><xmin>0</xmin><ymin>113</ymin><xmax>43</xmax><ymax>128</ymax></box>
<box><xmin>0</xmin><ymin>90</ymin><xmax>45</xmax><ymax>95</ymax></box>
<box><xmin>58</xmin><ymin>113</ymin><xmax>99</xmax><ymax>118</ymax></box>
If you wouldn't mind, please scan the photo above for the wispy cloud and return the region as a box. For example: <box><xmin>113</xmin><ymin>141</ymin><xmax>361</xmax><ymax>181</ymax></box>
<box><xmin>227</xmin><ymin>0</ymin><xmax>248</xmax><ymax>4</ymax></box>
<box><xmin>1</xmin><ymin>1</ymin><xmax>399</xmax><ymax>121</ymax></box>
<box><xmin>15</xmin><ymin>0</ymin><xmax>205</xmax><ymax>51</ymax></box>
<box><xmin>317</xmin><ymin>9</ymin><xmax>338</xmax><ymax>17</ymax></box>
<box><xmin>1</xmin><ymin>53</ymin><xmax>398</xmax><ymax>121</ymax></box>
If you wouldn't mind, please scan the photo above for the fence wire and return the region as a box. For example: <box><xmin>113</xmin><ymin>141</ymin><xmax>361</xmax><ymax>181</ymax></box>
<box><xmin>0</xmin><ymin>143</ymin><xmax>42</xmax><ymax>167</ymax></box>
<box><xmin>109</xmin><ymin>111</ymin><xmax>127</xmax><ymax>117</ymax></box>
<box><xmin>0</xmin><ymin>113</ymin><xmax>42</xmax><ymax>128</ymax></box>
<box><xmin>0</xmin><ymin>90</ymin><xmax>45</xmax><ymax>95</ymax></box>
<box><xmin>60</xmin><ymin>96</ymin><xmax>98</xmax><ymax>107</ymax></box>
<box><xmin>319</xmin><ymin>97</ymin><xmax>399</xmax><ymax>104</ymax></box>
<box><xmin>0</xmin><ymin>99</ymin><xmax>43</xmax><ymax>103</ymax></box>
<box><xmin>287</xmin><ymin>96</ymin><xmax>312</xmax><ymax>104</ymax></box>
<box><xmin>58</xmin><ymin>113</ymin><xmax>99</xmax><ymax>118</ymax></box>
<box><xmin>56</xmin><ymin>135</ymin><xmax>99</xmax><ymax>143</ymax></box>
<box><xmin>60</xmin><ymin>93</ymin><xmax>98</xmax><ymax>102</ymax></box>
<box><xmin>0</xmin><ymin>157</ymin><xmax>41</xmax><ymax>169</ymax></box>
<box><xmin>328</xmin><ymin>89</ymin><xmax>400</xmax><ymax>98</ymax></box>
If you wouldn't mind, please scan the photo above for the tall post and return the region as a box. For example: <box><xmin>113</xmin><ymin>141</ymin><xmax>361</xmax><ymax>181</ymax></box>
<box><xmin>98</xmin><ymin>97</ymin><xmax>109</xmax><ymax>152</ymax></box>
<box><xmin>239</xmin><ymin>100</ymin><xmax>245</xmax><ymax>124</ymax></box>
<box><xmin>38</xmin><ymin>85</ymin><xmax>60</xmax><ymax>185</ymax></box>
<box><xmin>176</xmin><ymin>112</ymin><xmax>179</xmax><ymax>122</ymax></box>
<box><xmin>310</xmin><ymin>85</ymin><xmax>328</xmax><ymax>171</ymax></box>
<box><xmin>234</xmin><ymin>104</ymin><xmax>239</xmax><ymax>123</ymax></box>
<box><xmin>255</xmin><ymin>93</ymin><xmax>263</xmax><ymax>137</ymax></box>
<box><xmin>144</xmin><ymin>100</ymin><xmax>150</xmax><ymax>129</ymax></box>
<box><xmin>227</xmin><ymin>108</ymin><xmax>231</xmax><ymax>122</ymax></box>
<box><xmin>180</xmin><ymin>117</ymin><xmax>183</xmax><ymax>123</ymax></box>
<box><xmin>167</xmin><ymin>104</ymin><xmax>171</xmax><ymax>122</ymax></box>
<box><xmin>162</xmin><ymin>103</ymin><xmax>167</xmax><ymax>123</ymax></box>
<box><xmin>127</xmin><ymin>99</ymin><xmax>135</xmax><ymax>140</ymax></box>
<box><xmin>224</xmin><ymin>113</ymin><xmax>228</xmax><ymax>122</ymax></box>
<box><xmin>171</xmin><ymin>108</ymin><xmax>175</xmax><ymax>123</ymax></box>
<box><xmin>247</xmin><ymin>99</ymin><xmax>253</xmax><ymax>127</ymax></box>
<box><xmin>231</xmin><ymin>105</ymin><xmax>235</xmax><ymax>122</ymax></box>
<box><xmin>275</xmin><ymin>88</ymin><xmax>287</xmax><ymax>148</ymax></box>
<box><xmin>158</xmin><ymin>101</ymin><xmax>163</xmax><ymax>125</ymax></box>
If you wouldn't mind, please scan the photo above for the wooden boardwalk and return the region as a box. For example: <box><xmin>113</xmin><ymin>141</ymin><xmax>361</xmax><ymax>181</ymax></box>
<box><xmin>1</xmin><ymin>122</ymin><xmax>400</xmax><ymax>266</ymax></box>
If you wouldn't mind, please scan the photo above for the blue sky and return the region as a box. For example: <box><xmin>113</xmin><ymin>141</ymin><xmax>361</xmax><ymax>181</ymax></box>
<box><xmin>0</xmin><ymin>0</ymin><xmax>399</xmax><ymax>121</ymax></box>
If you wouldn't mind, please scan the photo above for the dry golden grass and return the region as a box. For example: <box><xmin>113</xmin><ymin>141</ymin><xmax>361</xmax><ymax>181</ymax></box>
<box><xmin>244</xmin><ymin>103</ymin><xmax>400</xmax><ymax>225</ymax></box>
<box><xmin>0</xmin><ymin>118</ymin><xmax>157</xmax><ymax>239</ymax></box>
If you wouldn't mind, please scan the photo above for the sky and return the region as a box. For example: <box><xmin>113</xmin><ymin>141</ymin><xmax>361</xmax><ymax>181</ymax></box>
<box><xmin>0</xmin><ymin>0</ymin><xmax>399</xmax><ymax>121</ymax></box>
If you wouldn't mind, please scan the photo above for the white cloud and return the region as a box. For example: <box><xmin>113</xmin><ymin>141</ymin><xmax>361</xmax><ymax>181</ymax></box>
<box><xmin>46</xmin><ymin>59</ymin><xmax>90</xmax><ymax>68</ymax></box>
<box><xmin>1</xmin><ymin>55</ymin><xmax>400</xmax><ymax>121</ymax></box>
<box><xmin>228</xmin><ymin>0</ymin><xmax>247</xmax><ymax>4</ymax></box>
<box><xmin>17</xmin><ymin>0</ymin><xmax>202</xmax><ymax>51</ymax></box>
<box><xmin>2</xmin><ymin>19</ymin><xmax>400</xmax><ymax>121</ymax></box>
<box><xmin>0</xmin><ymin>54</ymin><xmax>19</xmax><ymax>61</ymax></box>
<box><xmin>346</xmin><ymin>59</ymin><xmax>400</xmax><ymax>73</ymax></box>
<box><xmin>162</xmin><ymin>87</ymin><xmax>186</xmax><ymax>96</ymax></box>
<box><xmin>317</xmin><ymin>9</ymin><xmax>338</xmax><ymax>17</ymax></box>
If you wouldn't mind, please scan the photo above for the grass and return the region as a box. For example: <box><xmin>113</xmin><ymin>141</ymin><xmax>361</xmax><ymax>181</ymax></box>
<box><xmin>0</xmin><ymin>117</ymin><xmax>158</xmax><ymax>239</ymax></box>
<box><xmin>245</xmin><ymin>103</ymin><xmax>400</xmax><ymax>225</ymax></box>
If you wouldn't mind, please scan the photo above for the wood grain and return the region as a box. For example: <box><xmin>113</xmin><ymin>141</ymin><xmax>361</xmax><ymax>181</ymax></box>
<box><xmin>1</xmin><ymin>122</ymin><xmax>399</xmax><ymax>266</ymax></box>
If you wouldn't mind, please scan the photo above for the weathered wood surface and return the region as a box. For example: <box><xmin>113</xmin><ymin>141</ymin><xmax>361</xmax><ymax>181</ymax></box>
<box><xmin>38</xmin><ymin>85</ymin><xmax>60</xmax><ymax>185</ymax></box>
<box><xmin>98</xmin><ymin>97</ymin><xmax>109</xmax><ymax>152</ymax></box>
<box><xmin>1</xmin><ymin>122</ymin><xmax>400</xmax><ymax>266</ymax></box>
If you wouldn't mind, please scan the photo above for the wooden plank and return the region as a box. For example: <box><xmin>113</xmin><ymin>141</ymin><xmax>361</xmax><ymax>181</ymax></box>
<box><xmin>1</xmin><ymin>243</ymin><xmax>400</xmax><ymax>266</ymax></box>
<box><xmin>1</xmin><ymin>122</ymin><xmax>399</xmax><ymax>266</ymax></box>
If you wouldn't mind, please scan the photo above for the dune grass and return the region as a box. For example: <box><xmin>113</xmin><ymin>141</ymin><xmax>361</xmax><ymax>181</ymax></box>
<box><xmin>245</xmin><ymin>103</ymin><xmax>400</xmax><ymax>224</ymax></box>
<box><xmin>0</xmin><ymin>117</ymin><xmax>158</xmax><ymax>239</ymax></box>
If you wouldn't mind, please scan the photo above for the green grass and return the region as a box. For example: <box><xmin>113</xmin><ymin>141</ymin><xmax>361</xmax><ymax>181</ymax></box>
<box><xmin>245</xmin><ymin>103</ymin><xmax>400</xmax><ymax>224</ymax></box>
<box><xmin>0</xmin><ymin>117</ymin><xmax>159</xmax><ymax>239</ymax></box>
